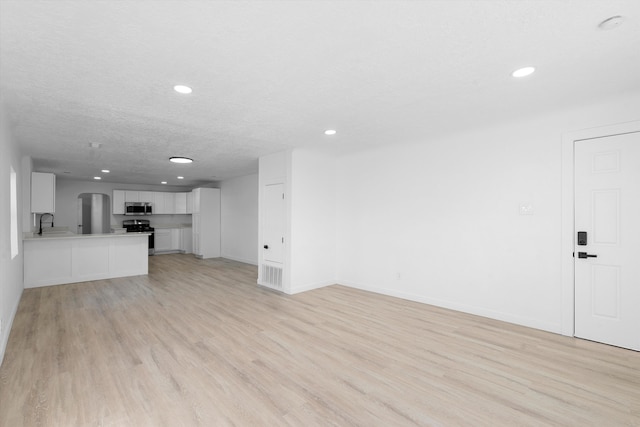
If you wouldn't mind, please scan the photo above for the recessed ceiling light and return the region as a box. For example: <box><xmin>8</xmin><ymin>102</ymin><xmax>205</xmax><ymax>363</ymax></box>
<box><xmin>173</xmin><ymin>85</ymin><xmax>192</xmax><ymax>94</ymax></box>
<box><xmin>512</xmin><ymin>66</ymin><xmax>536</xmax><ymax>78</ymax></box>
<box><xmin>94</xmin><ymin>176</ymin><xmax>101</xmax><ymax>180</ymax></box>
<box><xmin>177</xmin><ymin>176</ymin><xmax>184</xmax><ymax>179</ymax></box>
<box><xmin>101</xmin><ymin>169</ymin><xmax>110</xmax><ymax>173</ymax></box>
<box><xmin>161</xmin><ymin>181</ymin><xmax>167</xmax><ymax>184</ymax></box>
<box><xmin>324</xmin><ymin>129</ymin><xmax>337</xmax><ymax>135</ymax></box>
<box><xmin>169</xmin><ymin>157</ymin><xmax>193</xmax><ymax>164</ymax></box>
<box><xmin>599</xmin><ymin>16</ymin><xmax>624</xmax><ymax>30</ymax></box>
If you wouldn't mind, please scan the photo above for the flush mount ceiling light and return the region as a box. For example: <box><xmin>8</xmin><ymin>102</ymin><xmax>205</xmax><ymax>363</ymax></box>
<box><xmin>101</xmin><ymin>169</ymin><xmax>110</xmax><ymax>173</ymax></box>
<box><xmin>324</xmin><ymin>129</ymin><xmax>337</xmax><ymax>135</ymax></box>
<box><xmin>173</xmin><ymin>85</ymin><xmax>193</xmax><ymax>94</ymax></box>
<box><xmin>169</xmin><ymin>157</ymin><xmax>193</xmax><ymax>164</ymax></box>
<box><xmin>512</xmin><ymin>66</ymin><xmax>536</xmax><ymax>78</ymax></box>
<box><xmin>599</xmin><ymin>15</ymin><xmax>624</xmax><ymax>30</ymax></box>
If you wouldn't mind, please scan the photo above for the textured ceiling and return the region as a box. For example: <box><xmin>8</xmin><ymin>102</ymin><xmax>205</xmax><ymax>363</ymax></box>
<box><xmin>1</xmin><ymin>0</ymin><xmax>639</xmax><ymax>186</ymax></box>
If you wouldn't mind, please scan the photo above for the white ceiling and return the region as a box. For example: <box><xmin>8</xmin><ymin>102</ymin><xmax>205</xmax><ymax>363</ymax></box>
<box><xmin>1</xmin><ymin>0</ymin><xmax>639</xmax><ymax>187</ymax></box>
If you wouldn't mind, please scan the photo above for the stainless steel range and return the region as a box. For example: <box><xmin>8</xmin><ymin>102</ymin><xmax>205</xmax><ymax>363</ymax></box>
<box><xmin>122</xmin><ymin>219</ymin><xmax>155</xmax><ymax>255</ymax></box>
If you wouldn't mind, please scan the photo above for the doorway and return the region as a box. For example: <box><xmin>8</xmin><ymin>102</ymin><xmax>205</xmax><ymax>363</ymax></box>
<box><xmin>77</xmin><ymin>193</ymin><xmax>111</xmax><ymax>234</ymax></box>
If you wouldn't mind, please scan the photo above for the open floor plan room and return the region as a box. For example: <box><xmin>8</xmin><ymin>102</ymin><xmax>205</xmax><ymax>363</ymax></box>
<box><xmin>1</xmin><ymin>254</ymin><xmax>638</xmax><ymax>426</ymax></box>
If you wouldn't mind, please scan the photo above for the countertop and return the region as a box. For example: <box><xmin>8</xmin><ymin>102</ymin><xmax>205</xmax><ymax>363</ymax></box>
<box><xmin>151</xmin><ymin>224</ymin><xmax>192</xmax><ymax>229</ymax></box>
<box><xmin>24</xmin><ymin>231</ymin><xmax>151</xmax><ymax>241</ymax></box>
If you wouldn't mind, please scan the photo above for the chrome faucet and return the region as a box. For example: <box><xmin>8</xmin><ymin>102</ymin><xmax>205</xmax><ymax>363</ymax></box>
<box><xmin>38</xmin><ymin>213</ymin><xmax>54</xmax><ymax>235</ymax></box>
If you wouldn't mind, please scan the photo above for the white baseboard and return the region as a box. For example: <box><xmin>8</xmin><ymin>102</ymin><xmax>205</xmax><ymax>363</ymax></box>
<box><xmin>337</xmin><ymin>279</ymin><xmax>561</xmax><ymax>334</ymax></box>
<box><xmin>288</xmin><ymin>280</ymin><xmax>334</xmax><ymax>295</ymax></box>
<box><xmin>221</xmin><ymin>254</ymin><xmax>258</xmax><ymax>266</ymax></box>
<box><xmin>0</xmin><ymin>288</ymin><xmax>23</xmax><ymax>367</ymax></box>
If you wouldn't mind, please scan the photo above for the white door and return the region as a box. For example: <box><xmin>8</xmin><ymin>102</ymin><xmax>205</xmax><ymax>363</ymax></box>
<box><xmin>574</xmin><ymin>131</ymin><xmax>640</xmax><ymax>351</ymax></box>
<box><xmin>262</xmin><ymin>183</ymin><xmax>285</xmax><ymax>264</ymax></box>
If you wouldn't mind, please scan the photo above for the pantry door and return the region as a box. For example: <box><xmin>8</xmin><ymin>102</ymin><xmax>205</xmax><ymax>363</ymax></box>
<box><xmin>574</xmin><ymin>131</ymin><xmax>640</xmax><ymax>351</ymax></box>
<box><xmin>262</xmin><ymin>183</ymin><xmax>285</xmax><ymax>264</ymax></box>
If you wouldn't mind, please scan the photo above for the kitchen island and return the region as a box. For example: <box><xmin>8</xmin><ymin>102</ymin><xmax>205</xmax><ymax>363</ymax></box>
<box><xmin>23</xmin><ymin>232</ymin><xmax>149</xmax><ymax>288</ymax></box>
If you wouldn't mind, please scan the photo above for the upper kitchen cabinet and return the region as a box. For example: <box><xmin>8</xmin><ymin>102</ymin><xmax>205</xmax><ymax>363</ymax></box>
<box><xmin>164</xmin><ymin>192</ymin><xmax>176</xmax><ymax>214</ymax></box>
<box><xmin>31</xmin><ymin>172</ymin><xmax>56</xmax><ymax>213</ymax></box>
<box><xmin>113</xmin><ymin>190</ymin><xmax>125</xmax><ymax>214</ymax></box>
<box><xmin>175</xmin><ymin>192</ymin><xmax>187</xmax><ymax>214</ymax></box>
<box><xmin>186</xmin><ymin>192</ymin><xmax>194</xmax><ymax>214</ymax></box>
<box><xmin>138</xmin><ymin>191</ymin><xmax>155</xmax><ymax>203</ymax></box>
<box><xmin>154</xmin><ymin>192</ymin><xmax>166</xmax><ymax>214</ymax></box>
<box><xmin>124</xmin><ymin>191</ymin><xmax>139</xmax><ymax>202</ymax></box>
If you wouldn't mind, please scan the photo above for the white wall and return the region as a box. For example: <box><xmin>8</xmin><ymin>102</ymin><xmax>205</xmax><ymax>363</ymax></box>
<box><xmin>335</xmin><ymin>91</ymin><xmax>640</xmax><ymax>334</ymax></box>
<box><xmin>289</xmin><ymin>148</ymin><xmax>336</xmax><ymax>293</ymax></box>
<box><xmin>220</xmin><ymin>174</ymin><xmax>258</xmax><ymax>265</ymax></box>
<box><xmin>0</xmin><ymin>99</ymin><xmax>24</xmax><ymax>364</ymax></box>
<box><xmin>52</xmin><ymin>178</ymin><xmax>192</xmax><ymax>233</ymax></box>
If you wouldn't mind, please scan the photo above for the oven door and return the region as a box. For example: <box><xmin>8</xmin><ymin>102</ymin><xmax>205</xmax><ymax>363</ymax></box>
<box><xmin>148</xmin><ymin>229</ymin><xmax>155</xmax><ymax>255</ymax></box>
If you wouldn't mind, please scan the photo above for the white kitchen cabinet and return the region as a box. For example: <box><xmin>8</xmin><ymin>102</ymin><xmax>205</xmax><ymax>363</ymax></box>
<box><xmin>171</xmin><ymin>229</ymin><xmax>181</xmax><ymax>250</ymax></box>
<box><xmin>112</xmin><ymin>190</ymin><xmax>125</xmax><ymax>214</ymax></box>
<box><xmin>164</xmin><ymin>193</ymin><xmax>176</xmax><ymax>214</ymax></box>
<box><xmin>153</xmin><ymin>192</ymin><xmax>166</xmax><ymax>214</ymax></box>
<box><xmin>175</xmin><ymin>192</ymin><xmax>187</xmax><ymax>214</ymax></box>
<box><xmin>186</xmin><ymin>192</ymin><xmax>193</xmax><ymax>214</ymax></box>
<box><xmin>181</xmin><ymin>227</ymin><xmax>193</xmax><ymax>253</ymax></box>
<box><xmin>31</xmin><ymin>172</ymin><xmax>56</xmax><ymax>213</ymax></box>
<box><xmin>191</xmin><ymin>188</ymin><xmax>220</xmax><ymax>258</ymax></box>
<box><xmin>138</xmin><ymin>191</ymin><xmax>155</xmax><ymax>203</ymax></box>
<box><xmin>154</xmin><ymin>229</ymin><xmax>172</xmax><ymax>252</ymax></box>
<box><xmin>192</xmin><ymin>190</ymin><xmax>200</xmax><ymax>214</ymax></box>
<box><xmin>124</xmin><ymin>191</ymin><xmax>139</xmax><ymax>202</ymax></box>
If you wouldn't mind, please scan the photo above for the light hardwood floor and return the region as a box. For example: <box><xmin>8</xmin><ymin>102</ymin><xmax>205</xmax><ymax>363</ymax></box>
<box><xmin>1</xmin><ymin>254</ymin><xmax>639</xmax><ymax>426</ymax></box>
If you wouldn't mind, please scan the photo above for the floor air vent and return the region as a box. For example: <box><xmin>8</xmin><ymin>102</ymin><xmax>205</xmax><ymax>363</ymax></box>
<box><xmin>262</xmin><ymin>265</ymin><xmax>283</xmax><ymax>289</ymax></box>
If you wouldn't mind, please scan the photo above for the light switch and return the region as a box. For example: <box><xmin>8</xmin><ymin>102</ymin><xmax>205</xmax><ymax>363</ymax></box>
<box><xmin>519</xmin><ymin>203</ymin><xmax>534</xmax><ymax>215</ymax></box>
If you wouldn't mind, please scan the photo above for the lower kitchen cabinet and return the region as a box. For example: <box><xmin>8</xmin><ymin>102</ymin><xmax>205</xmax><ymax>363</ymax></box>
<box><xmin>181</xmin><ymin>227</ymin><xmax>192</xmax><ymax>253</ymax></box>
<box><xmin>154</xmin><ymin>229</ymin><xmax>172</xmax><ymax>252</ymax></box>
<box><xmin>154</xmin><ymin>227</ymin><xmax>192</xmax><ymax>254</ymax></box>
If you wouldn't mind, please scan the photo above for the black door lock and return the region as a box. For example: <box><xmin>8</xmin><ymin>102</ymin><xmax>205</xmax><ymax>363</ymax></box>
<box><xmin>263</xmin><ymin>245</ymin><xmax>269</xmax><ymax>249</ymax></box>
<box><xmin>577</xmin><ymin>252</ymin><xmax>597</xmax><ymax>259</ymax></box>
<box><xmin>577</xmin><ymin>231</ymin><xmax>587</xmax><ymax>246</ymax></box>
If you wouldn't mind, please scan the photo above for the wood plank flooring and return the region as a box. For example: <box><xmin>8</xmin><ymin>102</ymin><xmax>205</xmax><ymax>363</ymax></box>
<box><xmin>1</xmin><ymin>254</ymin><xmax>639</xmax><ymax>426</ymax></box>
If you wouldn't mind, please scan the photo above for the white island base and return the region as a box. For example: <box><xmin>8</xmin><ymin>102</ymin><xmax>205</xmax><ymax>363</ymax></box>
<box><xmin>24</xmin><ymin>233</ymin><xmax>149</xmax><ymax>288</ymax></box>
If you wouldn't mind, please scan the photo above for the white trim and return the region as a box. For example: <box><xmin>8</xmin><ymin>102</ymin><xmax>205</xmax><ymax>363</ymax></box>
<box><xmin>338</xmin><ymin>280</ymin><xmax>560</xmax><ymax>333</ymax></box>
<box><xmin>0</xmin><ymin>288</ymin><xmax>23</xmax><ymax>366</ymax></box>
<box><xmin>560</xmin><ymin>120</ymin><xmax>640</xmax><ymax>337</ymax></box>
<box><xmin>220</xmin><ymin>254</ymin><xmax>258</xmax><ymax>266</ymax></box>
<box><xmin>288</xmin><ymin>280</ymin><xmax>334</xmax><ymax>295</ymax></box>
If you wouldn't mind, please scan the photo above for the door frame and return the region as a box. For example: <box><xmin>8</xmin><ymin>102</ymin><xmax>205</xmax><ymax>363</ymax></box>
<box><xmin>561</xmin><ymin>120</ymin><xmax>640</xmax><ymax>336</ymax></box>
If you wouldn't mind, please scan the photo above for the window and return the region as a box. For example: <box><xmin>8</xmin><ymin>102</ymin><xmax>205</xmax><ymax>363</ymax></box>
<box><xmin>10</xmin><ymin>166</ymin><xmax>18</xmax><ymax>259</ymax></box>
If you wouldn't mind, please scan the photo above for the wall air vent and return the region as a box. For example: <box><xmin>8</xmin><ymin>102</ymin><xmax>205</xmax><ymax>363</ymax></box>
<box><xmin>261</xmin><ymin>265</ymin><xmax>283</xmax><ymax>290</ymax></box>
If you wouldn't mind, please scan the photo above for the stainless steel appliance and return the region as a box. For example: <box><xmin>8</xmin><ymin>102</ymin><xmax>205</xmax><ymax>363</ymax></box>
<box><xmin>125</xmin><ymin>202</ymin><xmax>152</xmax><ymax>215</ymax></box>
<box><xmin>77</xmin><ymin>193</ymin><xmax>111</xmax><ymax>234</ymax></box>
<box><xmin>123</xmin><ymin>219</ymin><xmax>155</xmax><ymax>255</ymax></box>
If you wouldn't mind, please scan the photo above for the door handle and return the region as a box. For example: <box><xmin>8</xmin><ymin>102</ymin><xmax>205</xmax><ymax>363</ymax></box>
<box><xmin>263</xmin><ymin>245</ymin><xmax>269</xmax><ymax>249</ymax></box>
<box><xmin>577</xmin><ymin>252</ymin><xmax>597</xmax><ymax>259</ymax></box>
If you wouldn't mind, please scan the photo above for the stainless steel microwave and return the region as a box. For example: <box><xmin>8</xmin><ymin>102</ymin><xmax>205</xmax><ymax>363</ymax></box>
<box><xmin>124</xmin><ymin>202</ymin><xmax>152</xmax><ymax>215</ymax></box>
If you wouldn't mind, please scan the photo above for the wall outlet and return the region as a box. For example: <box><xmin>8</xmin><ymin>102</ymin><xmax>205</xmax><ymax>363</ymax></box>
<box><xmin>519</xmin><ymin>203</ymin><xmax>534</xmax><ymax>215</ymax></box>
